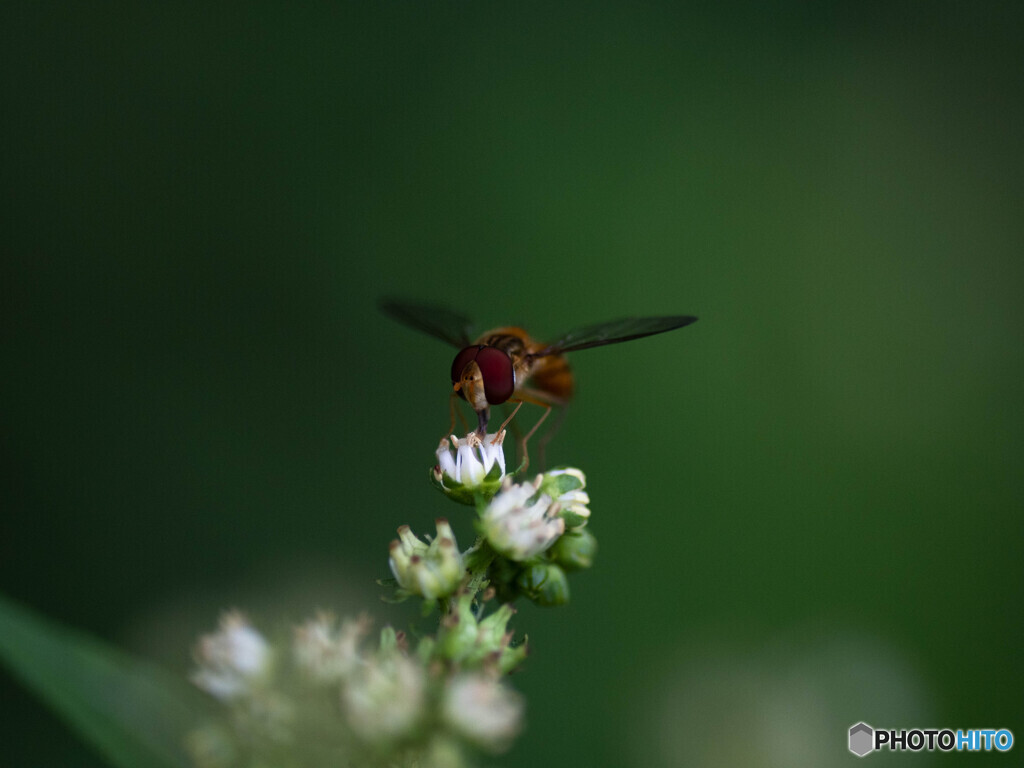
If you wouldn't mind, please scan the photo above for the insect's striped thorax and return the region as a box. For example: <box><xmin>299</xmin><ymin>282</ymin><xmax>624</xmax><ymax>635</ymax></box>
<box><xmin>476</xmin><ymin>326</ymin><xmax>574</xmax><ymax>402</ymax></box>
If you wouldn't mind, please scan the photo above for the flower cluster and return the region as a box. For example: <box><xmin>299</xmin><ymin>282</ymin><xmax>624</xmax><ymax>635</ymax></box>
<box><xmin>481</xmin><ymin>475</ymin><xmax>565</xmax><ymax>560</ymax></box>
<box><xmin>391</xmin><ymin>434</ymin><xmax>597</xmax><ymax>608</ymax></box>
<box><xmin>432</xmin><ymin>439</ymin><xmax>598</xmax><ymax>604</ymax></box>
<box><xmin>435</xmin><ymin>594</ymin><xmax>527</xmax><ymax>673</ymax></box>
<box><xmin>186</xmin><ymin>431</ymin><xmax>597</xmax><ymax>768</ymax></box>
<box><xmin>188</xmin><ymin>611</ymin><xmax>524</xmax><ymax>768</ymax></box>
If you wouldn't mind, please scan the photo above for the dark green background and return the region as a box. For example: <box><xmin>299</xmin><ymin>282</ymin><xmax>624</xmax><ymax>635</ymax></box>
<box><xmin>3</xmin><ymin>2</ymin><xmax>1021</xmax><ymax>766</ymax></box>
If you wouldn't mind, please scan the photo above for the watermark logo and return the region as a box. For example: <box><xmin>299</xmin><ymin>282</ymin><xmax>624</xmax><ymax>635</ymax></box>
<box><xmin>849</xmin><ymin>723</ymin><xmax>874</xmax><ymax>757</ymax></box>
<box><xmin>848</xmin><ymin>723</ymin><xmax>1014</xmax><ymax>756</ymax></box>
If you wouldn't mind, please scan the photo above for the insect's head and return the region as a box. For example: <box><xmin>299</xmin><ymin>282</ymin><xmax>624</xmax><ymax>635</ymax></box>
<box><xmin>451</xmin><ymin>345</ymin><xmax>515</xmax><ymax>409</ymax></box>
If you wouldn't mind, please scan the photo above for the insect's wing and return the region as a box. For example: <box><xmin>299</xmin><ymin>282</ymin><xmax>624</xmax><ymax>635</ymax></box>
<box><xmin>536</xmin><ymin>315</ymin><xmax>698</xmax><ymax>356</ymax></box>
<box><xmin>378</xmin><ymin>298</ymin><xmax>473</xmax><ymax>348</ymax></box>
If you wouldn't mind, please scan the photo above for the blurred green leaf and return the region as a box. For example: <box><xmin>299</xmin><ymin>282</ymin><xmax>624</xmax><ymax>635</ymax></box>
<box><xmin>0</xmin><ymin>593</ymin><xmax>212</xmax><ymax>768</ymax></box>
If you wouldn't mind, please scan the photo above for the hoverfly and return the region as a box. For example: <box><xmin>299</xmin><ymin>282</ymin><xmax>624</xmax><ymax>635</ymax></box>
<box><xmin>380</xmin><ymin>299</ymin><xmax>697</xmax><ymax>469</ymax></box>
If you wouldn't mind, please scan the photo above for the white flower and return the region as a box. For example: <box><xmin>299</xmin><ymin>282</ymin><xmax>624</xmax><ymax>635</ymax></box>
<box><xmin>342</xmin><ymin>652</ymin><xmax>425</xmax><ymax>743</ymax></box>
<box><xmin>441</xmin><ymin>432</ymin><xmax>506</xmax><ymax>485</ymax></box>
<box><xmin>443</xmin><ymin>673</ymin><xmax>524</xmax><ymax>752</ymax></box>
<box><xmin>481</xmin><ymin>476</ymin><xmax>565</xmax><ymax>561</ymax></box>
<box><xmin>389</xmin><ymin>519</ymin><xmax>464</xmax><ymax>599</ymax></box>
<box><xmin>293</xmin><ymin>612</ymin><xmax>370</xmax><ymax>684</ymax></box>
<box><xmin>190</xmin><ymin>611</ymin><xmax>271</xmax><ymax>700</ymax></box>
<box><xmin>432</xmin><ymin>432</ymin><xmax>507</xmax><ymax>504</ymax></box>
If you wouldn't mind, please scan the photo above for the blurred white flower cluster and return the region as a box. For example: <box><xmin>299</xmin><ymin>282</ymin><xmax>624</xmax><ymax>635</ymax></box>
<box><xmin>188</xmin><ymin>611</ymin><xmax>523</xmax><ymax>768</ymax></box>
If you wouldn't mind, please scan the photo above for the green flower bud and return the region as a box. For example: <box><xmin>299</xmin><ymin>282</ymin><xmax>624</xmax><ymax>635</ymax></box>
<box><xmin>431</xmin><ymin>433</ymin><xmax>507</xmax><ymax>505</ymax></box>
<box><xmin>436</xmin><ymin>596</ymin><xmax>525</xmax><ymax>672</ymax></box>
<box><xmin>477</xmin><ymin>603</ymin><xmax>515</xmax><ymax>649</ymax></box>
<box><xmin>516</xmin><ymin>562</ymin><xmax>570</xmax><ymax>606</ymax></box>
<box><xmin>550</xmin><ymin>529</ymin><xmax>598</xmax><ymax>571</ymax></box>
<box><xmin>378</xmin><ymin>625</ymin><xmax>401</xmax><ymax>654</ymax></box>
<box><xmin>538</xmin><ymin>467</ymin><xmax>591</xmax><ymax>529</ymax></box>
<box><xmin>437</xmin><ymin>594</ymin><xmax>480</xmax><ymax>663</ymax></box>
<box><xmin>487</xmin><ymin>555</ymin><xmax>524</xmax><ymax>604</ymax></box>
<box><xmin>498</xmin><ymin>639</ymin><xmax>528</xmax><ymax>675</ymax></box>
<box><xmin>388</xmin><ymin>519</ymin><xmax>464</xmax><ymax>599</ymax></box>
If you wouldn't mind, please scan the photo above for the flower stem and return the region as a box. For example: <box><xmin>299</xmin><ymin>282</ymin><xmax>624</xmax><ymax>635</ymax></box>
<box><xmin>460</xmin><ymin>537</ymin><xmax>496</xmax><ymax>599</ymax></box>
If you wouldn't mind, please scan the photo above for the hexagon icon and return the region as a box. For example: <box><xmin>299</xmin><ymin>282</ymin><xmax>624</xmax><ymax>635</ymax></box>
<box><xmin>849</xmin><ymin>722</ymin><xmax>874</xmax><ymax>757</ymax></box>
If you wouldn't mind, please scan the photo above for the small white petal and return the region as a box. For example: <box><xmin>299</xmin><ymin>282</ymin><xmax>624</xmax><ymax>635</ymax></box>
<box><xmin>560</xmin><ymin>490</ymin><xmax>589</xmax><ymax>506</ymax></box>
<box><xmin>437</xmin><ymin>441</ymin><xmax>458</xmax><ymax>478</ymax></box>
<box><xmin>545</xmin><ymin>467</ymin><xmax>587</xmax><ymax>489</ymax></box>
<box><xmin>457</xmin><ymin>441</ymin><xmax>487</xmax><ymax>484</ymax></box>
<box><xmin>444</xmin><ymin>674</ymin><xmax>523</xmax><ymax>752</ymax></box>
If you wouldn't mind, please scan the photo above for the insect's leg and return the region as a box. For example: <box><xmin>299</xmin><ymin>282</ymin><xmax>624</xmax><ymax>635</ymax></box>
<box><xmin>492</xmin><ymin>401</ymin><xmax>524</xmax><ymax>439</ymax></box>
<box><xmin>502</xmin><ymin>402</ymin><xmax>524</xmax><ymax>444</ymax></box>
<box><xmin>444</xmin><ymin>393</ymin><xmax>457</xmax><ymax>440</ymax></box>
<box><xmin>445</xmin><ymin>392</ymin><xmax>472</xmax><ymax>441</ymax></box>
<box><xmin>518</xmin><ymin>405</ymin><xmax>552</xmax><ymax>474</ymax></box>
<box><xmin>508</xmin><ymin>388</ymin><xmax>565</xmax><ymax>473</ymax></box>
<box><xmin>456</xmin><ymin>400</ymin><xmax>468</xmax><ymax>432</ymax></box>
<box><xmin>536</xmin><ymin>402</ymin><xmax>568</xmax><ymax>470</ymax></box>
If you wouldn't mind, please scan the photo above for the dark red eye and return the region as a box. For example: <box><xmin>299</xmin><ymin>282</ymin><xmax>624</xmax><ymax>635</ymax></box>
<box><xmin>475</xmin><ymin>346</ymin><xmax>515</xmax><ymax>404</ymax></box>
<box><xmin>451</xmin><ymin>346</ymin><xmax>483</xmax><ymax>384</ymax></box>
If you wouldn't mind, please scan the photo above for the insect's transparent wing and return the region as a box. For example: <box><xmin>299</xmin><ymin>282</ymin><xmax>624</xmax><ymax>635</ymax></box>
<box><xmin>378</xmin><ymin>298</ymin><xmax>473</xmax><ymax>348</ymax></box>
<box><xmin>535</xmin><ymin>315</ymin><xmax>697</xmax><ymax>356</ymax></box>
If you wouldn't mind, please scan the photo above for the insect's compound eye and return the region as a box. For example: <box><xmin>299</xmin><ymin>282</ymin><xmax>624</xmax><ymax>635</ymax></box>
<box><xmin>451</xmin><ymin>346</ymin><xmax>484</xmax><ymax>384</ymax></box>
<box><xmin>475</xmin><ymin>346</ymin><xmax>515</xmax><ymax>404</ymax></box>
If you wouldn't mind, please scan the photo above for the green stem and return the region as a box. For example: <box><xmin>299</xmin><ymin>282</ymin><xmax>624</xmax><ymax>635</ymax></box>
<box><xmin>462</xmin><ymin>537</ymin><xmax>496</xmax><ymax>594</ymax></box>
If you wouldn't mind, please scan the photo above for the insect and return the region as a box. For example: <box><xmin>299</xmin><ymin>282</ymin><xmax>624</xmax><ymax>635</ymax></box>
<box><xmin>380</xmin><ymin>299</ymin><xmax>698</xmax><ymax>469</ymax></box>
